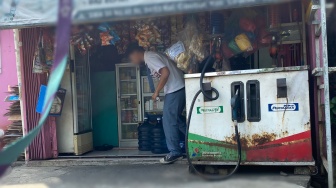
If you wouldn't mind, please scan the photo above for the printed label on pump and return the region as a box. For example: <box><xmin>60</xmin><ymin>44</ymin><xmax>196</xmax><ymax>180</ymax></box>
<box><xmin>268</xmin><ymin>103</ymin><xmax>299</xmax><ymax>112</ymax></box>
<box><xmin>197</xmin><ymin>106</ymin><xmax>223</xmax><ymax>114</ymax></box>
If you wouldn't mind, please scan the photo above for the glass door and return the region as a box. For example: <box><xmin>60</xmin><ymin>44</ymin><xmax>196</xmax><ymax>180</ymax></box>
<box><xmin>141</xmin><ymin>76</ymin><xmax>165</xmax><ymax>119</ymax></box>
<box><xmin>116</xmin><ymin>64</ymin><xmax>140</xmax><ymax>147</ymax></box>
<box><xmin>73</xmin><ymin>50</ymin><xmax>92</xmax><ymax>134</ymax></box>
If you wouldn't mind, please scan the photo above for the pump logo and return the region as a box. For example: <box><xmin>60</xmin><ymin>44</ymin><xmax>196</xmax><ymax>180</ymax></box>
<box><xmin>268</xmin><ymin>103</ymin><xmax>299</xmax><ymax>112</ymax></box>
<box><xmin>197</xmin><ymin>106</ymin><xmax>223</xmax><ymax>114</ymax></box>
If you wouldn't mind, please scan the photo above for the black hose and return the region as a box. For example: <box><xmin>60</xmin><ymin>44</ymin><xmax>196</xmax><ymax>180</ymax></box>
<box><xmin>185</xmin><ymin>56</ymin><xmax>242</xmax><ymax>181</ymax></box>
<box><xmin>200</xmin><ymin>56</ymin><xmax>219</xmax><ymax>100</ymax></box>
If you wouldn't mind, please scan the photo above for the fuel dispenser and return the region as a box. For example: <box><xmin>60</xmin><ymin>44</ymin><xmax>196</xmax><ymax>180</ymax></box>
<box><xmin>185</xmin><ymin>66</ymin><xmax>314</xmax><ymax>179</ymax></box>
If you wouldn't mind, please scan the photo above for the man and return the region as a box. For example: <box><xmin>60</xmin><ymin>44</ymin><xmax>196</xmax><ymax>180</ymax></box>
<box><xmin>126</xmin><ymin>44</ymin><xmax>186</xmax><ymax>164</ymax></box>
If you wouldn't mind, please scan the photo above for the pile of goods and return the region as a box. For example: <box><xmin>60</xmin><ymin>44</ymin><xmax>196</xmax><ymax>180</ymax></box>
<box><xmin>71</xmin><ymin>25</ymin><xmax>96</xmax><ymax>55</ymax></box>
<box><xmin>150</xmin><ymin>117</ymin><xmax>169</xmax><ymax>154</ymax></box>
<box><xmin>222</xmin><ymin>9</ymin><xmax>270</xmax><ymax>59</ymax></box>
<box><xmin>1</xmin><ymin>86</ymin><xmax>24</xmax><ymax>160</ymax></box>
<box><xmin>134</xmin><ymin>20</ymin><xmax>162</xmax><ymax>50</ymax></box>
<box><xmin>98</xmin><ymin>23</ymin><xmax>120</xmax><ymax>46</ymax></box>
<box><xmin>32</xmin><ymin>28</ymin><xmax>55</xmax><ymax>73</ymax></box>
<box><xmin>166</xmin><ymin>18</ymin><xmax>208</xmax><ymax>73</ymax></box>
<box><xmin>137</xmin><ymin>117</ymin><xmax>169</xmax><ymax>154</ymax></box>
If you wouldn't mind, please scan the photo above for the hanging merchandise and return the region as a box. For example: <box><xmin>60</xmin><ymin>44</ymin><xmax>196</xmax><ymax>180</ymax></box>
<box><xmin>43</xmin><ymin>29</ymin><xmax>55</xmax><ymax>68</ymax></box>
<box><xmin>115</xmin><ymin>22</ymin><xmax>131</xmax><ymax>54</ymax></box>
<box><xmin>235</xmin><ymin>33</ymin><xmax>253</xmax><ymax>52</ymax></box>
<box><xmin>98</xmin><ymin>23</ymin><xmax>120</xmax><ymax>46</ymax></box>
<box><xmin>221</xmin><ymin>41</ymin><xmax>235</xmax><ymax>59</ymax></box>
<box><xmin>71</xmin><ymin>25</ymin><xmax>96</xmax><ymax>55</ymax></box>
<box><xmin>32</xmin><ymin>30</ymin><xmax>47</xmax><ymax>74</ymax></box>
<box><xmin>134</xmin><ymin>19</ymin><xmax>162</xmax><ymax>49</ymax></box>
<box><xmin>228</xmin><ymin>39</ymin><xmax>242</xmax><ymax>55</ymax></box>
<box><xmin>239</xmin><ymin>18</ymin><xmax>256</xmax><ymax>33</ymax></box>
<box><xmin>156</xmin><ymin>17</ymin><xmax>171</xmax><ymax>48</ymax></box>
<box><xmin>166</xmin><ymin>41</ymin><xmax>190</xmax><ymax>72</ymax></box>
<box><xmin>166</xmin><ymin>18</ymin><xmax>207</xmax><ymax>73</ymax></box>
<box><xmin>223</xmin><ymin>8</ymin><xmax>269</xmax><ymax>57</ymax></box>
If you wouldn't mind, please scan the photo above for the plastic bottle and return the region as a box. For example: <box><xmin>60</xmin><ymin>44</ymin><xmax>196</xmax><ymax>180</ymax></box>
<box><xmin>149</xmin><ymin>100</ymin><xmax>154</xmax><ymax>111</ymax></box>
<box><xmin>157</xmin><ymin>117</ymin><xmax>162</xmax><ymax>127</ymax></box>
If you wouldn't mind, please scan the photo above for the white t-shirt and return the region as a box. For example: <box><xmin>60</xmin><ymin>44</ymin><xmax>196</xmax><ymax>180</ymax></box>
<box><xmin>144</xmin><ymin>51</ymin><xmax>185</xmax><ymax>94</ymax></box>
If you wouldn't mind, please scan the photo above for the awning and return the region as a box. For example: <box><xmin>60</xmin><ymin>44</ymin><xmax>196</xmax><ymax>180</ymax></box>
<box><xmin>0</xmin><ymin>0</ymin><xmax>294</xmax><ymax>29</ymax></box>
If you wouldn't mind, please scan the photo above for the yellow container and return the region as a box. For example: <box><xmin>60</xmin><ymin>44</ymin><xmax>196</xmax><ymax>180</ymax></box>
<box><xmin>235</xmin><ymin>33</ymin><xmax>253</xmax><ymax>52</ymax></box>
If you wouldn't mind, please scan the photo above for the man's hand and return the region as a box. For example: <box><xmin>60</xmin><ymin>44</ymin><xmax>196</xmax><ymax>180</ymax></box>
<box><xmin>152</xmin><ymin>91</ymin><xmax>159</xmax><ymax>101</ymax></box>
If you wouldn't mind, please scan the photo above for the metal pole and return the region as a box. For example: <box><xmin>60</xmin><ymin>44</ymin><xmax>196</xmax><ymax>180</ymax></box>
<box><xmin>13</xmin><ymin>29</ymin><xmax>28</xmax><ymax>161</ymax></box>
<box><xmin>320</xmin><ymin>0</ymin><xmax>334</xmax><ymax>187</ymax></box>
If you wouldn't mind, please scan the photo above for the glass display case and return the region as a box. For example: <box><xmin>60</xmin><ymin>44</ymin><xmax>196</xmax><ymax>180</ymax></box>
<box><xmin>141</xmin><ymin>76</ymin><xmax>165</xmax><ymax>119</ymax></box>
<box><xmin>116</xmin><ymin>64</ymin><xmax>141</xmax><ymax>147</ymax></box>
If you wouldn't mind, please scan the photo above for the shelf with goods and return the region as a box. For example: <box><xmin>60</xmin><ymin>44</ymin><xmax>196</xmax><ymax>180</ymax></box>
<box><xmin>1</xmin><ymin>86</ymin><xmax>24</xmax><ymax>160</ymax></box>
<box><xmin>141</xmin><ymin>76</ymin><xmax>165</xmax><ymax>119</ymax></box>
<box><xmin>116</xmin><ymin>64</ymin><xmax>141</xmax><ymax>147</ymax></box>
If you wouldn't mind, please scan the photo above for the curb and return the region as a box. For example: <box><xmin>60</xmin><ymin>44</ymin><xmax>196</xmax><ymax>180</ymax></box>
<box><xmin>21</xmin><ymin>158</ymin><xmax>188</xmax><ymax>167</ymax></box>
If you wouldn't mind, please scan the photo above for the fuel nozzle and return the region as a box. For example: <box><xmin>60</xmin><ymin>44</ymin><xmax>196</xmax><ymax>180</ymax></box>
<box><xmin>231</xmin><ymin>89</ymin><xmax>239</xmax><ymax>126</ymax></box>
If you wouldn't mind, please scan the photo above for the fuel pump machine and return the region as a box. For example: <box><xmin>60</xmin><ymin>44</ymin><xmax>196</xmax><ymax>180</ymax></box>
<box><xmin>185</xmin><ymin>66</ymin><xmax>314</xmax><ymax>173</ymax></box>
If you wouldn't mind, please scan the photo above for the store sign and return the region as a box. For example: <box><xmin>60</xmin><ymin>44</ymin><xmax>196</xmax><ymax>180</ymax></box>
<box><xmin>268</xmin><ymin>103</ymin><xmax>299</xmax><ymax>112</ymax></box>
<box><xmin>197</xmin><ymin>106</ymin><xmax>223</xmax><ymax>114</ymax></box>
<box><xmin>0</xmin><ymin>0</ymin><xmax>294</xmax><ymax>28</ymax></box>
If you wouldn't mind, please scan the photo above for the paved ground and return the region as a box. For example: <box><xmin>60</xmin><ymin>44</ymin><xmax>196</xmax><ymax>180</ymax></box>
<box><xmin>0</xmin><ymin>163</ymin><xmax>310</xmax><ymax>188</ymax></box>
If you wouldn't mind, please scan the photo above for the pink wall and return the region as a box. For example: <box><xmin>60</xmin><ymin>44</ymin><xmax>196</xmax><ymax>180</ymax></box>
<box><xmin>0</xmin><ymin>30</ymin><xmax>18</xmax><ymax>129</ymax></box>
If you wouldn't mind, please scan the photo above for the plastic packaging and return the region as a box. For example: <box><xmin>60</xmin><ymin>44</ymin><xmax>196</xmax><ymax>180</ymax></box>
<box><xmin>98</xmin><ymin>23</ymin><xmax>120</xmax><ymax>46</ymax></box>
<box><xmin>134</xmin><ymin>19</ymin><xmax>162</xmax><ymax>48</ymax></box>
<box><xmin>166</xmin><ymin>18</ymin><xmax>207</xmax><ymax>72</ymax></box>
<box><xmin>235</xmin><ymin>33</ymin><xmax>253</xmax><ymax>52</ymax></box>
<box><xmin>228</xmin><ymin>40</ymin><xmax>242</xmax><ymax>55</ymax></box>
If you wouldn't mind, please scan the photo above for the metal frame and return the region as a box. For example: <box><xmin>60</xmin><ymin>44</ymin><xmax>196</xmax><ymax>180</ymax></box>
<box><xmin>320</xmin><ymin>0</ymin><xmax>333</xmax><ymax>186</ymax></box>
<box><xmin>310</xmin><ymin>0</ymin><xmax>334</xmax><ymax>187</ymax></box>
<box><xmin>185</xmin><ymin>66</ymin><xmax>309</xmax><ymax>79</ymax></box>
<box><xmin>13</xmin><ymin>29</ymin><xmax>26</xmax><ymax>160</ymax></box>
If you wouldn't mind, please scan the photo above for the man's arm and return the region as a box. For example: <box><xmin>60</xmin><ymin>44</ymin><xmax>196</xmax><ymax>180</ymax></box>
<box><xmin>152</xmin><ymin>67</ymin><xmax>170</xmax><ymax>100</ymax></box>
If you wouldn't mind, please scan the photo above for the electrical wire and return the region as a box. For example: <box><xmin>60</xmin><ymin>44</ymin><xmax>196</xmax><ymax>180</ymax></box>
<box><xmin>185</xmin><ymin>55</ymin><xmax>242</xmax><ymax>180</ymax></box>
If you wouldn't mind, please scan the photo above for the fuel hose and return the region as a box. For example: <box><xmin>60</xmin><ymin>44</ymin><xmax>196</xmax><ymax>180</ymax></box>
<box><xmin>185</xmin><ymin>56</ymin><xmax>242</xmax><ymax>180</ymax></box>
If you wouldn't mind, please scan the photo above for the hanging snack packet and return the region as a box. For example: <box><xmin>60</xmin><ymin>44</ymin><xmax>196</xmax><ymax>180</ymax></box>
<box><xmin>98</xmin><ymin>23</ymin><xmax>120</xmax><ymax>46</ymax></box>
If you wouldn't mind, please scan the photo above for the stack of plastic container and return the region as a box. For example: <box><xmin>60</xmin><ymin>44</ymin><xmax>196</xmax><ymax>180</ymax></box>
<box><xmin>151</xmin><ymin>117</ymin><xmax>169</xmax><ymax>154</ymax></box>
<box><xmin>138</xmin><ymin>117</ymin><xmax>152</xmax><ymax>151</ymax></box>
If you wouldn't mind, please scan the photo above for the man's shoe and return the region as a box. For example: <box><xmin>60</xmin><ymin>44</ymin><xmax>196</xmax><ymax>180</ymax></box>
<box><xmin>160</xmin><ymin>154</ymin><xmax>183</xmax><ymax>164</ymax></box>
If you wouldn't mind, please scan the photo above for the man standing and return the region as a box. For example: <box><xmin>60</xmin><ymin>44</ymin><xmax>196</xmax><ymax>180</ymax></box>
<box><xmin>126</xmin><ymin>44</ymin><xmax>186</xmax><ymax>164</ymax></box>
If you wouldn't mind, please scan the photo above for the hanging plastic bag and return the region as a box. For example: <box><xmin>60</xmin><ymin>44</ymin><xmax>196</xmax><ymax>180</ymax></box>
<box><xmin>166</xmin><ymin>41</ymin><xmax>192</xmax><ymax>72</ymax></box>
<box><xmin>228</xmin><ymin>39</ymin><xmax>242</xmax><ymax>55</ymax></box>
<box><xmin>235</xmin><ymin>33</ymin><xmax>253</xmax><ymax>52</ymax></box>
<box><xmin>166</xmin><ymin>18</ymin><xmax>207</xmax><ymax>72</ymax></box>
<box><xmin>189</xmin><ymin>34</ymin><xmax>207</xmax><ymax>62</ymax></box>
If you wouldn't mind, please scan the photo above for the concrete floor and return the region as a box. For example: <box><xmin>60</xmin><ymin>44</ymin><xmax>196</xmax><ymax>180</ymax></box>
<box><xmin>58</xmin><ymin>148</ymin><xmax>165</xmax><ymax>158</ymax></box>
<box><xmin>0</xmin><ymin>164</ymin><xmax>310</xmax><ymax>188</ymax></box>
